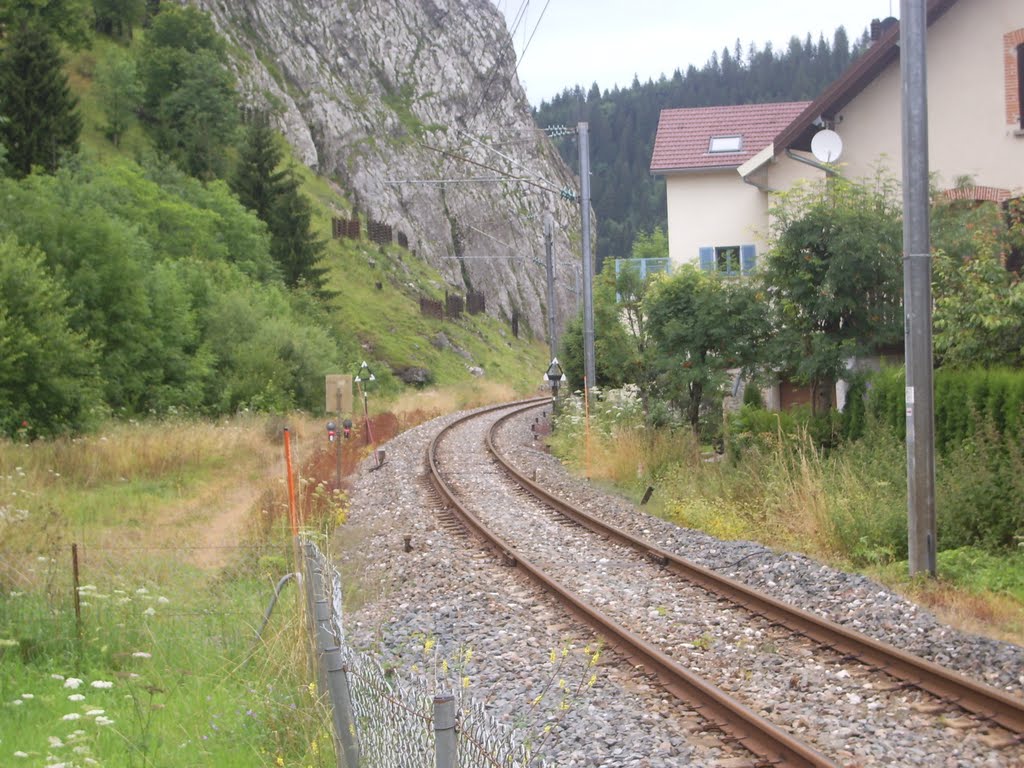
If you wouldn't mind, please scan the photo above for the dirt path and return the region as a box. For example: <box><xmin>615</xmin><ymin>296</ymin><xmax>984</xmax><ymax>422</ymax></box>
<box><xmin>184</xmin><ymin>445</ymin><xmax>318</xmax><ymax>571</ymax></box>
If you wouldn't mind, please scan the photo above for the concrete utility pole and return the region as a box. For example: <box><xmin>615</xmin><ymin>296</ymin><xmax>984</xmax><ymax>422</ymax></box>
<box><xmin>543</xmin><ymin>212</ymin><xmax>558</xmax><ymax>361</ymax></box>
<box><xmin>900</xmin><ymin>0</ymin><xmax>937</xmax><ymax>577</ymax></box>
<box><xmin>578</xmin><ymin>122</ymin><xmax>596</xmax><ymax>391</ymax></box>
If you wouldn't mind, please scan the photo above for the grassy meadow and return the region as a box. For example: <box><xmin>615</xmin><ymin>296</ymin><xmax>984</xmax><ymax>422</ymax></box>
<box><xmin>0</xmin><ymin>381</ymin><xmax>536</xmax><ymax>767</ymax></box>
<box><xmin>548</xmin><ymin>389</ymin><xmax>1024</xmax><ymax>644</ymax></box>
<box><xmin>0</xmin><ymin>414</ymin><xmax>339</xmax><ymax>768</ymax></box>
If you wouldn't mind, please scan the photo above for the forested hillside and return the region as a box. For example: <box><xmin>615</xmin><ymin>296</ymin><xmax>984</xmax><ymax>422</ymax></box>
<box><xmin>534</xmin><ymin>28</ymin><xmax>870</xmax><ymax>266</ymax></box>
<box><xmin>0</xmin><ymin>0</ymin><xmax>551</xmax><ymax>438</ymax></box>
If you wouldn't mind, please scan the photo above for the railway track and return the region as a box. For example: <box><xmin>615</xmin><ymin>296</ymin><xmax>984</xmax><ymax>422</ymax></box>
<box><xmin>426</xmin><ymin>399</ymin><xmax>1024</xmax><ymax>767</ymax></box>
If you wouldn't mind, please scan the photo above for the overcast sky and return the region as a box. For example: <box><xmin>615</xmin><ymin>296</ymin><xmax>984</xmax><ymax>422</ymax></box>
<box><xmin>495</xmin><ymin>0</ymin><xmax>900</xmax><ymax>105</ymax></box>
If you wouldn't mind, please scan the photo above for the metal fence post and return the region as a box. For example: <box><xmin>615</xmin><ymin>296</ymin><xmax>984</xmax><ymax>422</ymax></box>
<box><xmin>324</xmin><ymin>648</ymin><xmax>360</xmax><ymax>768</ymax></box>
<box><xmin>303</xmin><ymin>542</ymin><xmax>325</xmax><ymax>687</ymax></box>
<box><xmin>434</xmin><ymin>693</ymin><xmax>457</xmax><ymax>768</ymax></box>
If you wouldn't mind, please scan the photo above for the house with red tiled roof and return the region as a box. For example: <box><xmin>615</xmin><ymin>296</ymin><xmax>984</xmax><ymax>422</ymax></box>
<box><xmin>649</xmin><ymin>101</ymin><xmax>810</xmax><ymax>272</ymax></box>
<box><xmin>652</xmin><ymin>0</ymin><xmax>1024</xmax><ymax>275</ymax></box>
<box><xmin>651</xmin><ymin>0</ymin><xmax>1023</xmax><ymax>411</ymax></box>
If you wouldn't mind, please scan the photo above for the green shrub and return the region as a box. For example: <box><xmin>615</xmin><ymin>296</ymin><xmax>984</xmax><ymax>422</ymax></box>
<box><xmin>725</xmin><ymin>403</ymin><xmax>844</xmax><ymax>459</ymax></box>
<box><xmin>725</xmin><ymin>405</ymin><xmax>797</xmax><ymax>460</ymax></box>
<box><xmin>0</xmin><ymin>238</ymin><xmax>103</xmax><ymax>438</ymax></box>
<box><xmin>937</xmin><ymin>420</ymin><xmax>1024</xmax><ymax>550</ymax></box>
<box><xmin>935</xmin><ymin>547</ymin><xmax>1024</xmax><ymax>601</ymax></box>
<box><xmin>868</xmin><ymin>366</ymin><xmax>1024</xmax><ymax>451</ymax></box>
<box><xmin>742</xmin><ymin>381</ymin><xmax>764</xmax><ymax>408</ymax></box>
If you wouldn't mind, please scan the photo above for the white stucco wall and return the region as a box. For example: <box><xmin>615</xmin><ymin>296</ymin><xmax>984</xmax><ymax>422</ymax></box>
<box><xmin>659</xmin><ymin>0</ymin><xmax>1023</xmax><ymax>271</ymax></box>
<box><xmin>664</xmin><ymin>170</ymin><xmax>770</xmax><ymax>267</ymax></box>
<box><xmin>834</xmin><ymin>0</ymin><xmax>1024</xmax><ymax>189</ymax></box>
<box><xmin>760</xmin><ymin>153</ymin><xmax>826</xmax><ymax>235</ymax></box>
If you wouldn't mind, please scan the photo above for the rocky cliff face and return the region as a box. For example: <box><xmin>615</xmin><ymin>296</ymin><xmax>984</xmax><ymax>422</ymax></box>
<box><xmin>191</xmin><ymin>0</ymin><xmax>582</xmax><ymax>343</ymax></box>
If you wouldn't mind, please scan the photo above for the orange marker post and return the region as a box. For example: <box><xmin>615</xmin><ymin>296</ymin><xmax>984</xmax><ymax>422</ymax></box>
<box><xmin>283</xmin><ymin>428</ymin><xmax>299</xmax><ymax>537</ymax></box>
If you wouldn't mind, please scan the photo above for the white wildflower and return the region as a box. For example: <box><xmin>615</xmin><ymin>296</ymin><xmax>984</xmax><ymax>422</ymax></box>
<box><xmin>89</xmin><ymin>680</ymin><xmax>113</xmax><ymax>689</ymax></box>
<box><xmin>63</xmin><ymin>678</ymin><xmax>83</xmax><ymax>690</ymax></box>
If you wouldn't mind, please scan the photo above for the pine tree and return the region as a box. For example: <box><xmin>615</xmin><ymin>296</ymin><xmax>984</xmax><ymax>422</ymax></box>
<box><xmin>232</xmin><ymin>114</ymin><xmax>284</xmax><ymax>223</ymax></box>
<box><xmin>93</xmin><ymin>0</ymin><xmax>147</xmax><ymax>38</ymax></box>
<box><xmin>0</xmin><ymin>23</ymin><xmax>82</xmax><ymax>177</ymax></box>
<box><xmin>269</xmin><ymin>169</ymin><xmax>331</xmax><ymax>296</ymax></box>
<box><xmin>231</xmin><ymin>117</ymin><xmax>331</xmax><ymax>296</ymax></box>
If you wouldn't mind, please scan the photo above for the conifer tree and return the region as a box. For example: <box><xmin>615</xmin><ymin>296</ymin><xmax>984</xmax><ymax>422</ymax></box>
<box><xmin>0</xmin><ymin>23</ymin><xmax>82</xmax><ymax>177</ymax></box>
<box><xmin>232</xmin><ymin>114</ymin><xmax>284</xmax><ymax>223</ymax></box>
<box><xmin>232</xmin><ymin>116</ymin><xmax>332</xmax><ymax>297</ymax></box>
<box><xmin>93</xmin><ymin>0</ymin><xmax>146</xmax><ymax>38</ymax></box>
<box><xmin>269</xmin><ymin>169</ymin><xmax>331</xmax><ymax>296</ymax></box>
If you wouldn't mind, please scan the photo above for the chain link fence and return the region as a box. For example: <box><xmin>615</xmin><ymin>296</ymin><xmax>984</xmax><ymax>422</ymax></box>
<box><xmin>302</xmin><ymin>540</ymin><xmax>545</xmax><ymax>768</ymax></box>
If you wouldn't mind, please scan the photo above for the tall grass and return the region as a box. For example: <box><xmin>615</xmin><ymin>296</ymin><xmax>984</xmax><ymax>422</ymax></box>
<box><xmin>0</xmin><ymin>415</ymin><xmax>336</xmax><ymax>767</ymax></box>
<box><xmin>384</xmin><ymin>379</ymin><xmax>522</xmax><ymax>423</ymax></box>
<box><xmin>547</xmin><ymin>390</ymin><xmax>1023</xmax><ymax>640</ymax></box>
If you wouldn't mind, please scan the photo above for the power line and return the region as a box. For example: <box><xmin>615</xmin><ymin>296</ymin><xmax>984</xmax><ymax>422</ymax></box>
<box><xmin>454</xmin><ymin>128</ymin><xmax>557</xmax><ymax>189</ymax></box>
<box><xmin>417</xmin><ymin>140</ymin><xmax>566</xmax><ymax>196</ymax></box>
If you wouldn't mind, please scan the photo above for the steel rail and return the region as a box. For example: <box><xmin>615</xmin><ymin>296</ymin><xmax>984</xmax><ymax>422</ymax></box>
<box><xmin>488</xmin><ymin>402</ymin><xmax>1024</xmax><ymax>737</ymax></box>
<box><xmin>428</xmin><ymin>400</ymin><xmax>838</xmax><ymax>768</ymax></box>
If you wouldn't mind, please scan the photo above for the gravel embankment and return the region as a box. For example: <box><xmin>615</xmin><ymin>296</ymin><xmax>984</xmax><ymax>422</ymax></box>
<box><xmin>337</xmin><ymin>404</ymin><xmax>1024</xmax><ymax>767</ymax></box>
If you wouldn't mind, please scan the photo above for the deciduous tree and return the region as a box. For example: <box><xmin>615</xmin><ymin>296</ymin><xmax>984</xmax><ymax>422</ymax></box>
<box><xmin>0</xmin><ymin>236</ymin><xmax>101</xmax><ymax>437</ymax></box>
<box><xmin>645</xmin><ymin>265</ymin><xmax>767</xmax><ymax>431</ymax></box>
<box><xmin>92</xmin><ymin>0</ymin><xmax>146</xmax><ymax>38</ymax></box>
<box><xmin>0</xmin><ymin>0</ymin><xmax>93</xmax><ymax>49</ymax></box>
<box><xmin>762</xmin><ymin>175</ymin><xmax>903</xmax><ymax>415</ymax></box>
<box><xmin>931</xmin><ymin>197</ymin><xmax>1024</xmax><ymax>368</ymax></box>
<box><xmin>138</xmin><ymin>5</ymin><xmax>237</xmax><ymax>179</ymax></box>
<box><xmin>94</xmin><ymin>46</ymin><xmax>141</xmax><ymax>146</ymax></box>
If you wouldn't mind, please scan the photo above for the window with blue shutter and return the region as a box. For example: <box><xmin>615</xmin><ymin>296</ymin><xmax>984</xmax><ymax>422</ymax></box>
<box><xmin>698</xmin><ymin>247</ymin><xmax>714</xmax><ymax>271</ymax></box>
<box><xmin>700</xmin><ymin>245</ymin><xmax>757</xmax><ymax>275</ymax></box>
<box><xmin>740</xmin><ymin>244</ymin><xmax>756</xmax><ymax>275</ymax></box>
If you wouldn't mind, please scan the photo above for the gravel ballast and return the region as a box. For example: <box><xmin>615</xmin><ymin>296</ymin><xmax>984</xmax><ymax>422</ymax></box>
<box><xmin>337</xmin><ymin>404</ymin><xmax>1024</xmax><ymax>767</ymax></box>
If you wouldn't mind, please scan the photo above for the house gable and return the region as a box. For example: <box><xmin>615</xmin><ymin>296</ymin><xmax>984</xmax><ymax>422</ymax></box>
<box><xmin>773</xmin><ymin>0</ymin><xmax>960</xmax><ymax>154</ymax></box>
<box><xmin>651</xmin><ymin>102</ymin><xmax>810</xmax><ymax>174</ymax></box>
<box><xmin>650</xmin><ymin>102</ymin><xmax>809</xmax><ymax>268</ymax></box>
<box><xmin>770</xmin><ymin>0</ymin><xmax>1023</xmax><ymax>191</ymax></box>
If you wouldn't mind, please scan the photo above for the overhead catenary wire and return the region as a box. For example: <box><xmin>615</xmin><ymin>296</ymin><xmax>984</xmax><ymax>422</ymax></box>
<box><xmin>439</xmin><ymin>0</ymin><xmax>552</xmax><ymax>182</ymax></box>
<box><xmin>416</xmin><ymin>140</ymin><xmax>565</xmax><ymax>196</ymax></box>
<box><xmin>477</xmin><ymin>0</ymin><xmax>554</xmax><ymax>128</ymax></box>
<box><xmin>454</xmin><ymin>127</ymin><xmax>555</xmax><ymax>189</ymax></box>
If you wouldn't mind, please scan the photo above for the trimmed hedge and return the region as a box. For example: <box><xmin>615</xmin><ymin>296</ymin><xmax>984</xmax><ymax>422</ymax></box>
<box><xmin>868</xmin><ymin>367</ymin><xmax>1024</xmax><ymax>452</ymax></box>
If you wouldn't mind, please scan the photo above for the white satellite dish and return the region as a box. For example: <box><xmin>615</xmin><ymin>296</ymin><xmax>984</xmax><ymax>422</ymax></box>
<box><xmin>811</xmin><ymin>129</ymin><xmax>843</xmax><ymax>163</ymax></box>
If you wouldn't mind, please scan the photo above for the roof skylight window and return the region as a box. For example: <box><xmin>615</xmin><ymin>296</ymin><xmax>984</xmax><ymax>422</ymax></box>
<box><xmin>708</xmin><ymin>135</ymin><xmax>743</xmax><ymax>153</ymax></box>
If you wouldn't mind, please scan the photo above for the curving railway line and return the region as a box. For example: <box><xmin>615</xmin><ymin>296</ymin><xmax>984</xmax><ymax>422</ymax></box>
<box><xmin>425</xmin><ymin>399</ymin><xmax>1024</xmax><ymax>767</ymax></box>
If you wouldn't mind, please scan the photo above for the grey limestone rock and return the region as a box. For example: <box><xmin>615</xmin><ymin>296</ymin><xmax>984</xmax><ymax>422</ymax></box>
<box><xmin>191</xmin><ymin>0</ymin><xmax>583</xmax><ymax>341</ymax></box>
